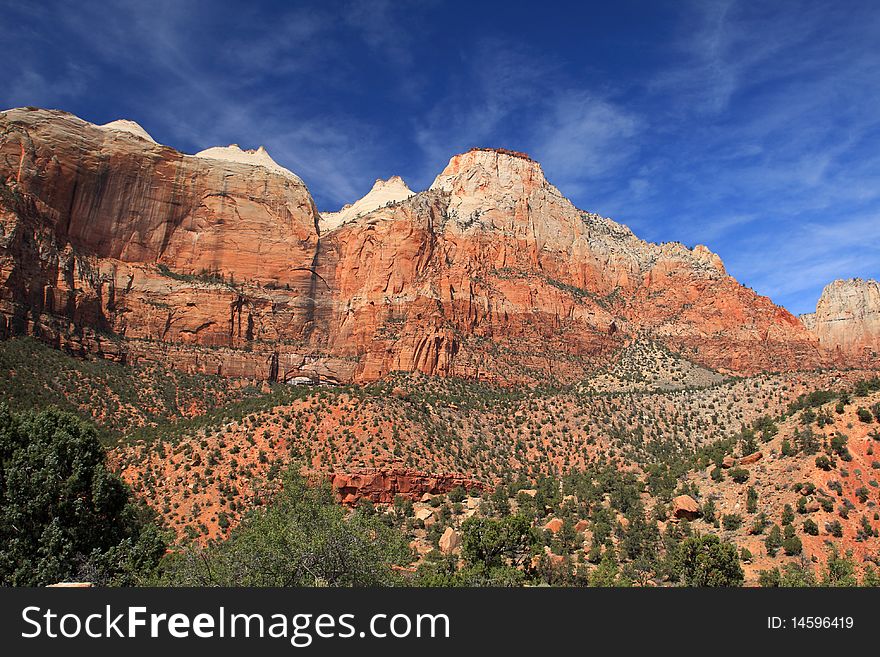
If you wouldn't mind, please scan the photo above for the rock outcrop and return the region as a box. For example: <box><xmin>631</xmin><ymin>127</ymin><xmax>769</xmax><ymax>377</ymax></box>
<box><xmin>330</xmin><ymin>468</ymin><xmax>484</xmax><ymax>504</ymax></box>
<box><xmin>801</xmin><ymin>279</ymin><xmax>880</xmax><ymax>363</ymax></box>
<box><xmin>0</xmin><ymin>107</ymin><xmax>829</xmax><ymax>384</ymax></box>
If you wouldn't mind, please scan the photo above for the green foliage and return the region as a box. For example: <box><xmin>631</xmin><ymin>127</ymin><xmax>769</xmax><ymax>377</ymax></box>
<box><xmin>459</xmin><ymin>514</ymin><xmax>537</xmax><ymax>571</ymax></box>
<box><xmin>448</xmin><ymin>486</ymin><xmax>467</xmax><ymax>504</ymax></box>
<box><xmin>759</xmin><ymin>561</ymin><xmax>817</xmax><ymax>587</ymax></box>
<box><xmin>590</xmin><ymin>545</ymin><xmax>625</xmax><ymax>587</ymax></box>
<box><xmin>765</xmin><ymin>524</ymin><xmax>783</xmax><ymax>556</ymax></box>
<box><xmin>746</xmin><ymin>486</ymin><xmax>758</xmax><ymax>513</ymax></box>
<box><xmin>751</xmin><ymin>512</ymin><xmax>769</xmax><ymax>535</ymax></box>
<box><xmin>702</xmin><ymin>498</ymin><xmax>717</xmax><ymax>523</ymax></box>
<box><xmin>0</xmin><ymin>406</ymin><xmax>166</xmax><ymax>585</ymax></box>
<box><xmin>821</xmin><ymin>547</ymin><xmax>859</xmax><ymax>587</ymax></box>
<box><xmin>788</xmin><ymin>389</ymin><xmax>836</xmax><ymax>413</ymax></box>
<box><xmin>722</xmin><ymin>514</ymin><xmax>743</xmax><ymax>531</ymax></box>
<box><xmin>0</xmin><ymin>337</ymin><xmax>272</xmax><ymax>444</ymax></box>
<box><xmin>157</xmin><ymin>469</ymin><xmax>411</xmax><ymax>586</ymax></box>
<box><xmin>729</xmin><ymin>467</ymin><xmax>750</xmax><ymax>484</ymax></box>
<box><xmin>782</xmin><ymin>525</ymin><xmax>802</xmax><ymax>556</ymax></box>
<box><xmin>675</xmin><ymin>534</ymin><xmax>743</xmax><ymax>587</ymax></box>
<box><xmin>862</xmin><ymin>564</ymin><xmax>880</xmax><ymax>587</ymax></box>
<box><xmin>825</xmin><ymin>519</ymin><xmax>843</xmax><ymax>538</ymax></box>
<box><xmin>758</xmin><ymin>567</ymin><xmax>780</xmax><ymax>587</ymax></box>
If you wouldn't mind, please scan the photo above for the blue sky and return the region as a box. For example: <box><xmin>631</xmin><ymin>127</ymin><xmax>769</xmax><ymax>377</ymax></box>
<box><xmin>2</xmin><ymin>0</ymin><xmax>879</xmax><ymax>314</ymax></box>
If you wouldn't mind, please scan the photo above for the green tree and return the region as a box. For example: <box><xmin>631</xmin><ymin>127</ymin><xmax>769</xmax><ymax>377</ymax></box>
<box><xmin>460</xmin><ymin>514</ymin><xmax>537</xmax><ymax>571</ymax></box>
<box><xmin>780</xmin><ymin>559</ymin><xmax>816</xmax><ymax>587</ymax></box>
<box><xmin>589</xmin><ymin>545</ymin><xmax>621</xmax><ymax>587</ymax></box>
<box><xmin>746</xmin><ymin>486</ymin><xmax>758</xmax><ymax>513</ymax></box>
<box><xmin>722</xmin><ymin>514</ymin><xmax>743</xmax><ymax>531</ymax></box>
<box><xmin>675</xmin><ymin>534</ymin><xmax>743</xmax><ymax>587</ymax></box>
<box><xmin>729</xmin><ymin>467</ymin><xmax>750</xmax><ymax>484</ymax></box>
<box><xmin>448</xmin><ymin>486</ymin><xmax>466</xmax><ymax>503</ymax></box>
<box><xmin>765</xmin><ymin>524</ymin><xmax>783</xmax><ymax>556</ymax></box>
<box><xmin>159</xmin><ymin>469</ymin><xmax>411</xmax><ymax>586</ymax></box>
<box><xmin>758</xmin><ymin>567</ymin><xmax>781</xmax><ymax>587</ymax></box>
<box><xmin>0</xmin><ymin>406</ymin><xmax>166</xmax><ymax>586</ymax></box>
<box><xmin>782</xmin><ymin>525</ymin><xmax>802</xmax><ymax>556</ymax></box>
<box><xmin>821</xmin><ymin>547</ymin><xmax>859</xmax><ymax>587</ymax></box>
<box><xmin>862</xmin><ymin>564</ymin><xmax>880</xmax><ymax>587</ymax></box>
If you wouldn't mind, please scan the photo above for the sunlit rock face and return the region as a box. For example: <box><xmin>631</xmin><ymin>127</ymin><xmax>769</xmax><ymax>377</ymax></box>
<box><xmin>802</xmin><ymin>279</ymin><xmax>880</xmax><ymax>363</ymax></box>
<box><xmin>1</xmin><ymin>110</ymin><xmax>826</xmax><ymax>382</ymax></box>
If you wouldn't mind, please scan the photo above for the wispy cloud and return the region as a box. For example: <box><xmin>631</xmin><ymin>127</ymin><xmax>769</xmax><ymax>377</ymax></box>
<box><xmin>413</xmin><ymin>40</ymin><xmax>640</xmax><ymax>193</ymax></box>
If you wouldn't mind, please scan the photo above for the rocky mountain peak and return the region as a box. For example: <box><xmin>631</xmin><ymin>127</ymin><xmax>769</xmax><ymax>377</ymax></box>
<box><xmin>320</xmin><ymin>175</ymin><xmax>415</xmax><ymax>230</ymax></box>
<box><xmin>193</xmin><ymin>144</ymin><xmax>303</xmax><ymax>183</ymax></box>
<box><xmin>99</xmin><ymin>119</ymin><xmax>157</xmax><ymax>144</ymax></box>
<box><xmin>430</xmin><ymin>147</ymin><xmax>547</xmax><ymax>196</ymax></box>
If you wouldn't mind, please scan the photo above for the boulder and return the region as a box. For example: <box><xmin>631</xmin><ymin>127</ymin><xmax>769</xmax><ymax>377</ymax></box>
<box><xmin>740</xmin><ymin>451</ymin><xmax>763</xmax><ymax>465</ymax></box>
<box><xmin>672</xmin><ymin>495</ymin><xmax>701</xmax><ymax>520</ymax></box>
<box><xmin>439</xmin><ymin>527</ymin><xmax>461</xmax><ymax>554</ymax></box>
<box><xmin>415</xmin><ymin>507</ymin><xmax>435</xmax><ymax>522</ymax></box>
<box><xmin>544</xmin><ymin>518</ymin><xmax>564</xmax><ymax>533</ymax></box>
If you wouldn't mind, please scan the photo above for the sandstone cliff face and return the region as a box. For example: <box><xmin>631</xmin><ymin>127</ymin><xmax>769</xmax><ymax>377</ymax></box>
<box><xmin>0</xmin><ymin>107</ymin><xmax>347</xmax><ymax>381</ymax></box>
<box><xmin>317</xmin><ymin>148</ymin><xmax>821</xmax><ymax>378</ymax></box>
<box><xmin>801</xmin><ymin>279</ymin><xmax>880</xmax><ymax>362</ymax></box>
<box><xmin>330</xmin><ymin>467</ymin><xmax>484</xmax><ymax>505</ymax></box>
<box><xmin>0</xmin><ymin>108</ymin><xmax>828</xmax><ymax>382</ymax></box>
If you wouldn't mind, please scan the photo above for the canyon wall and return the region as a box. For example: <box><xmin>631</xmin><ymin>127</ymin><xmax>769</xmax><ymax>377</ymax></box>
<box><xmin>801</xmin><ymin>278</ymin><xmax>880</xmax><ymax>364</ymax></box>
<box><xmin>0</xmin><ymin>108</ymin><xmax>832</xmax><ymax>383</ymax></box>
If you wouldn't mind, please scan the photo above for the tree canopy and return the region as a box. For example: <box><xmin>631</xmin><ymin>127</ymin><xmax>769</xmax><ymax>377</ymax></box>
<box><xmin>157</xmin><ymin>469</ymin><xmax>412</xmax><ymax>586</ymax></box>
<box><xmin>0</xmin><ymin>406</ymin><xmax>165</xmax><ymax>585</ymax></box>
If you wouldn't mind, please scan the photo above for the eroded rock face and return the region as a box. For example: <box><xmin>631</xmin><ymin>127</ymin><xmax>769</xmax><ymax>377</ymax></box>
<box><xmin>0</xmin><ymin>107</ymin><xmax>339</xmax><ymax>382</ymax></box>
<box><xmin>801</xmin><ymin>279</ymin><xmax>880</xmax><ymax>363</ymax></box>
<box><xmin>316</xmin><ymin>147</ymin><xmax>822</xmax><ymax>378</ymax></box>
<box><xmin>330</xmin><ymin>468</ymin><xmax>484</xmax><ymax>505</ymax></box>
<box><xmin>0</xmin><ymin>108</ymin><xmax>827</xmax><ymax>383</ymax></box>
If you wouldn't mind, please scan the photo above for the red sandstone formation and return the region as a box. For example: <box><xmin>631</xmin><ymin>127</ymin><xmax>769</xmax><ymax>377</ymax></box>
<box><xmin>330</xmin><ymin>468</ymin><xmax>484</xmax><ymax>505</ymax></box>
<box><xmin>0</xmin><ymin>108</ymin><xmax>837</xmax><ymax>383</ymax></box>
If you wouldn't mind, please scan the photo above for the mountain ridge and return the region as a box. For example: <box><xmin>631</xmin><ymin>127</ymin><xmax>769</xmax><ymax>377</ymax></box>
<box><xmin>0</xmin><ymin>107</ymin><xmax>865</xmax><ymax>384</ymax></box>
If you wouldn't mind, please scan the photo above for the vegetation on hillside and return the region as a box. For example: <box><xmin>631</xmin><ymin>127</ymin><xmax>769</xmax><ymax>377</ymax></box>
<box><xmin>0</xmin><ymin>406</ymin><xmax>166</xmax><ymax>586</ymax></box>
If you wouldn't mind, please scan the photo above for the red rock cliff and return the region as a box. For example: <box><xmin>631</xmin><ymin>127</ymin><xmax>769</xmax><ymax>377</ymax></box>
<box><xmin>0</xmin><ymin>109</ymin><xmax>827</xmax><ymax>382</ymax></box>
